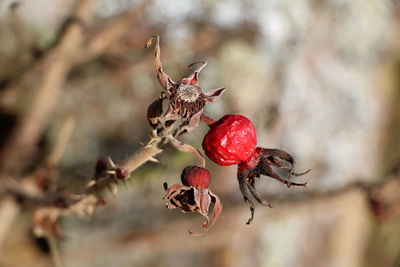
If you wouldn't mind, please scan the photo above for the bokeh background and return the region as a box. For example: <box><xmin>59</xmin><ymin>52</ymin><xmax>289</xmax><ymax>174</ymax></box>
<box><xmin>0</xmin><ymin>0</ymin><xmax>400</xmax><ymax>266</ymax></box>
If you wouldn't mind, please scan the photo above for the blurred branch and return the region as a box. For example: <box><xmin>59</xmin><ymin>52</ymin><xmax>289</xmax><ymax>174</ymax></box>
<box><xmin>0</xmin><ymin>0</ymin><xmax>98</xmax><ymax>175</ymax></box>
<box><xmin>77</xmin><ymin>0</ymin><xmax>153</xmax><ymax>64</ymax></box>
<box><xmin>0</xmin><ymin>1</ymin><xmax>157</xmax><ymax>259</ymax></box>
<box><xmin>62</xmin><ymin>182</ymin><xmax>396</xmax><ymax>259</ymax></box>
<box><xmin>0</xmin><ymin>115</ymin><xmax>76</xmax><ymax>257</ymax></box>
<box><xmin>0</xmin><ymin>0</ymin><xmax>153</xmax><ymax>176</ymax></box>
<box><xmin>46</xmin><ymin>117</ymin><xmax>76</xmax><ymax>168</ymax></box>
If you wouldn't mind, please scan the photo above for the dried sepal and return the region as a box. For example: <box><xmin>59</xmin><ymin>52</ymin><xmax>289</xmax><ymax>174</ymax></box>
<box><xmin>236</xmin><ymin>147</ymin><xmax>309</xmax><ymax>224</ymax></box>
<box><xmin>257</xmin><ymin>148</ymin><xmax>309</xmax><ymax>188</ymax></box>
<box><xmin>144</xmin><ymin>35</ymin><xmax>175</xmax><ymax>92</ymax></box>
<box><xmin>167</xmin><ymin>136</ymin><xmax>205</xmax><ymax>167</ymax></box>
<box><xmin>163</xmin><ymin>183</ymin><xmax>222</xmax><ymax>236</ymax></box>
<box><xmin>190</xmin><ymin>189</ymin><xmax>222</xmax><ymax>236</ymax></box>
<box><xmin>205</xmin><ymin>87</ymin><xmax>226</xmax><ymax>103</ymax></box>
<box><xmin>182</xmin><ymin>61</ymin><xmax>207</xmax><ymax>85</ymax></box>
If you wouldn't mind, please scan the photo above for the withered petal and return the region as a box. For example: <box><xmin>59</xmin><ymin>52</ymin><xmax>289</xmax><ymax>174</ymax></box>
<box><xmin>183</xmin><ymin>61</ymin><xmax>207</xmax><ymax>85</ymax></box>
<box><xmin>163</xmin><ymin>184</ymin><xmax>223</xmax><ymax>236</ymax></box>
<box><xmin>189</xmin><ymin>189</ymin><xmax>223</xmax><ymax>236</ymax></box>
<box><xmin>164</xmin><ymin>184</ymin><xmax>198</xmax><ymax>212</ymax></box>
<box><xmin>205</xmin><ymin>87</ymin><xmax>226</xmax><ymax>103</ymax></box>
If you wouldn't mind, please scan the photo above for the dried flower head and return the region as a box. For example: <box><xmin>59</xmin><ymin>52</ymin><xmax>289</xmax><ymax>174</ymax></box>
<box><xmin>145</xmin><ymin>35</ymin><xmax>226</xmax><ymax>135</ymax></box>
<box><xmin>163</xmin><ymin>166</ymin><xmax>222</xmax><ymax>236</ymax></box>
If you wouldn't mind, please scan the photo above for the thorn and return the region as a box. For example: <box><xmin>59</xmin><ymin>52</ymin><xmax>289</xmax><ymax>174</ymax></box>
<box><xmin>149</xmin><ymin>157</ymin><xmax>159</xmax><ymax>163</ymax></box>
<box><xmin>106</xmin><ymin>156</ymin><xmax>116</xmax><ymax>168</ymax></box>
<box><xmin>86</xmin><ymin>180</ymin><xmax>96</xmax><ymax>188</ymax></box>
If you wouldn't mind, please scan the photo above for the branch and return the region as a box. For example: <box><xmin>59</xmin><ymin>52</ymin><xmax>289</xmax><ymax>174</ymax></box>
<box><xmin>76</xmin><ymin>0</ymin><xmax>153</xmax><ymax>64</ymax></box>
<box><xmin>0</xmin><ymin>0</ymin><xmax>98</xmax><ymax>175</ymax></box>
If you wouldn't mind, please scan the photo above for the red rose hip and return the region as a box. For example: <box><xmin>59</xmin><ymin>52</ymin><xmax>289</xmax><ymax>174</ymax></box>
<box><xmin>202</xmin><ymin>114</ymin><xmax>257</xmax><ymax>166</ymax></box>
<box><xmin>201</xmin><ymin>114</ymin><xmax>309</xmax><ymax>225</ymax></box>
<box><xmin>181</xmin><ymin>165</ymin><xmax>211</xmax><ymax>188</ymax></box>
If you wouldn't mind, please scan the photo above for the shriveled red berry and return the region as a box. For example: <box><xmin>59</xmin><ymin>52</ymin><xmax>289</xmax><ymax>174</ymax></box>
<box><xmin>202</xmin><ymin>114</ymin><xmax>257</xmax><ymax>166</ymax></box>
<box><xmin>181</xmin><ymin>165</ymin><xmax>211</xmax><ymax>188</ymax></box>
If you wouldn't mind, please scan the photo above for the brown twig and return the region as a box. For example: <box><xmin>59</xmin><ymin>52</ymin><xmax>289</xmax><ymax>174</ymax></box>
<box><xmin>0</xmin><ymin>0</ymin><xmax>98</xmax><ymax>175</ymax></box>
<box><xmin>77</xmin><ymin>0</ymin><xmax>153</xmax><ymax>64</ymax></box>
<box><xmin>0</xmin><ymin>116</ymin><xmax>77</xmax><ymax>259</ymax></box>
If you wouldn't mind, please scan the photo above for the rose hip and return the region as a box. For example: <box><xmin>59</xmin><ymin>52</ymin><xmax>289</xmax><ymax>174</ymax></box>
<box><xmin>202</xmin><ymin>114</ymin><xmax>309</xmax><ymax>224</ymax></box>
<box><xmin>202</xmin><ymin>115</ymin><xmax>257</xmax><ymax>166</ymax></box>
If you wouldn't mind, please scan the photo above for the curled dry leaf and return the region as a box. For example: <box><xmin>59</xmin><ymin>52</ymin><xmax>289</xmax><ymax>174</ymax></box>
<box><xmin>163</xmin><ymin>183</ymin><xmax>222</xmax><ymax>236</ymax></box>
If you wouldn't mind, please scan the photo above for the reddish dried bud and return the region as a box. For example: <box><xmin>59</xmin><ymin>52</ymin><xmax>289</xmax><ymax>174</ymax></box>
<box><xmin>181</xmin><ymin>165</ymin><xmax>211</xmax><ymax>188</ymax></box>
<box><xmin>115</xmin><ymin>168</ymin><xmax>129</xmax><ymax>179</ymax></box>
<box><xmin>202</xmin><ymin>114</ymin><xmax>257</xmax><ymax>166</ymax></box>
<box><xmin>54</xmin><ymin>198</ymin><xmax>67</xmax><ymax>209</ymax></box>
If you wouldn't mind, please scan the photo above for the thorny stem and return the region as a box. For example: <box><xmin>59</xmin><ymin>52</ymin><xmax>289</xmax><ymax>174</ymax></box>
<box><xmin>84</xmin><ymin>137</ymin><xmax>164</xmax><ymax>195</ymax></box>
<box><xmin>120</xmin><ymin>138</ymin><xmax>163</xmax><ymax>174</ymax></box>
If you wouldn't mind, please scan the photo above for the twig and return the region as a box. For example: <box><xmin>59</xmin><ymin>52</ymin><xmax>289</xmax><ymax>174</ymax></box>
<box><xmin>76</xmin><ymin>0</ymin><xmax>153</xmax><ymax>64</ymax></box>
<box><xmin>120</xmin><ymin>136</ymin><xmax>163</xmax><ymax>174</ymax></box>
<box><xmin>0</xmin><ymin>116</ymin><xmax>77</xmax><ymax>251</ymax></box>
<box><xmin>46</xmin><ymin>116</ymin><xmax>76</xmax><ymax>168</ymax></box>
<box><xmin>0</xmin><ymin>0</ymin><xmax>98</xmax><ymax>175</ymax></box>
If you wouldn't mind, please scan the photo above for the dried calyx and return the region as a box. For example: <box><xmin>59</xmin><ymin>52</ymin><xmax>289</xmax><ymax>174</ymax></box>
<box><xmin>202</xmin><ymin>114</ymin><xmax>310</xmax><ymax>224</ymax></box>
<box><xmin>163</xmin><ymin>165</ymin><xmax>222</xmax><ymax>236</ymax></box>
<box><xmin>145</xmin><ymin>35</ymin><xmax>226</xmax><ymax>136</ymax></box>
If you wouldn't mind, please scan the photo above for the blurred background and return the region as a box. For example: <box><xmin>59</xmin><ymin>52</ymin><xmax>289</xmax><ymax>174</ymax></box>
<box><xmin>0</xmin><ymin>0</ymin><xmax>400</xmax><ymax>266</ymax></box>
